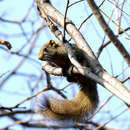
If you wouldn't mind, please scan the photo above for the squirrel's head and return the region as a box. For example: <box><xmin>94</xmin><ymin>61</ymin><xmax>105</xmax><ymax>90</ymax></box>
<box><xmin>38</xmin><ymin>40</ymin><xmax>60</xmax><ymax>60</ymax></box>
<box><xmin>38</xmin><ymin>40</ymin><xmax>68</xmax><ymax>67</ymax></box>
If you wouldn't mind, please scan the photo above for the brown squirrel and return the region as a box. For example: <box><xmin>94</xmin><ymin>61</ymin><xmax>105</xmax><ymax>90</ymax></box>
<box><xmin>38</xmin><ymin>40</ymin><xmax>98</xmax><ymax>121</ymax></box>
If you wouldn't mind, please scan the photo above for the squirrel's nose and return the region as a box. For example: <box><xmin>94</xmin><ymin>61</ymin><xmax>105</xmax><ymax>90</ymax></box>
<box><xmin>38</xmin><ymin>53</ymin><xmax>43</xmax><ymax>60</ymax></box>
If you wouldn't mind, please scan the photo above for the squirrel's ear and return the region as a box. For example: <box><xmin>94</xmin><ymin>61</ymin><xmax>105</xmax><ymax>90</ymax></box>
<box><xmin>49</xmin><ymin>40</ymin><xmax>55</xmax><ymax>45</ymax></box>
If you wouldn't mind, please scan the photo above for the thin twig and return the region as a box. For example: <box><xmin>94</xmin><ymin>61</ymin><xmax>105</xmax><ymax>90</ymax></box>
<box><xmin>87</xmin><ymin>95</ymin><xmax>113</xmax><ymax>120</ymax></box>
<box><xmin>96</xmin><ymin>27</ymin><xmax>130</xmax><ymax>57</ymax></box>
<box><xmin>95</xmin><ymin>108</ymin><xmax>128</xmax><ymax>130</ymax></box>
<box><xmin>63</xmin><ymin>0</ymin><xmax>70</xmax><ymax>41</ymax></box>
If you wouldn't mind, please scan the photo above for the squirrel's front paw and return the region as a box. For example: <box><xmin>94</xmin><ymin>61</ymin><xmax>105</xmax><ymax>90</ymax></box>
<box><xmin>62</xmin><ymin>66</ymin><xmax>76</xmax><ymax>82</ymax></box>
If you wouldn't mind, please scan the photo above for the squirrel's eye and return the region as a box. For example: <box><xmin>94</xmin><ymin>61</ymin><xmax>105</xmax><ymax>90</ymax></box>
<box><xmin>44</xmin><ymin>48</ymin><xmax>47</xmax><ymax>52</ymax></box>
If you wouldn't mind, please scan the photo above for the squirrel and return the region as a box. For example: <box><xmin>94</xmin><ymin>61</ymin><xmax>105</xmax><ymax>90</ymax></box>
<box><xmin>37</xmin><ymin>40</ymin><xmax>98</xmax><ymax>121</ymax></box>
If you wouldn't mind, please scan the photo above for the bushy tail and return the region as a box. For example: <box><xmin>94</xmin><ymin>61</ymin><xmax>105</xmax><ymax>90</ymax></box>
<box><xmin>37</xmin><ymin>80</ymin><xmax>98</xmax><ymax>121</ymax></box>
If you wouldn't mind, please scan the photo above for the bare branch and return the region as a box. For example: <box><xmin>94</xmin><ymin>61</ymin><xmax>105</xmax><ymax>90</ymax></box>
<box><xmin>88</xmin><ymin>95</ymin><xmax>113</xmax><ymax>120</ymax></box>
<box><xmin>41</xmin><ymin>61</ymin><xmax>62</xmax><ymax>76</ymax></box>
<box><xmin>95</xmin><ymin>108</ymin><xmax>128</xmax><ymax>130</ymax></box>
<box><xmin>97</xmin><ymin>27</ymin><xmax>130</xmax><ymax>58</ymax></box>
<box><xmin>86</xmin><ymin>0</ymin><xmax>130</xmax><ymax>66</ymax></box>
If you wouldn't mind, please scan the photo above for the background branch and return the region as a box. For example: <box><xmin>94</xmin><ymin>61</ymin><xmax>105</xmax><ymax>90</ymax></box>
<box><xmin>86</xmin><ymin>0</ymin><xmax>130</xmax><ymax>66</ymax></box>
